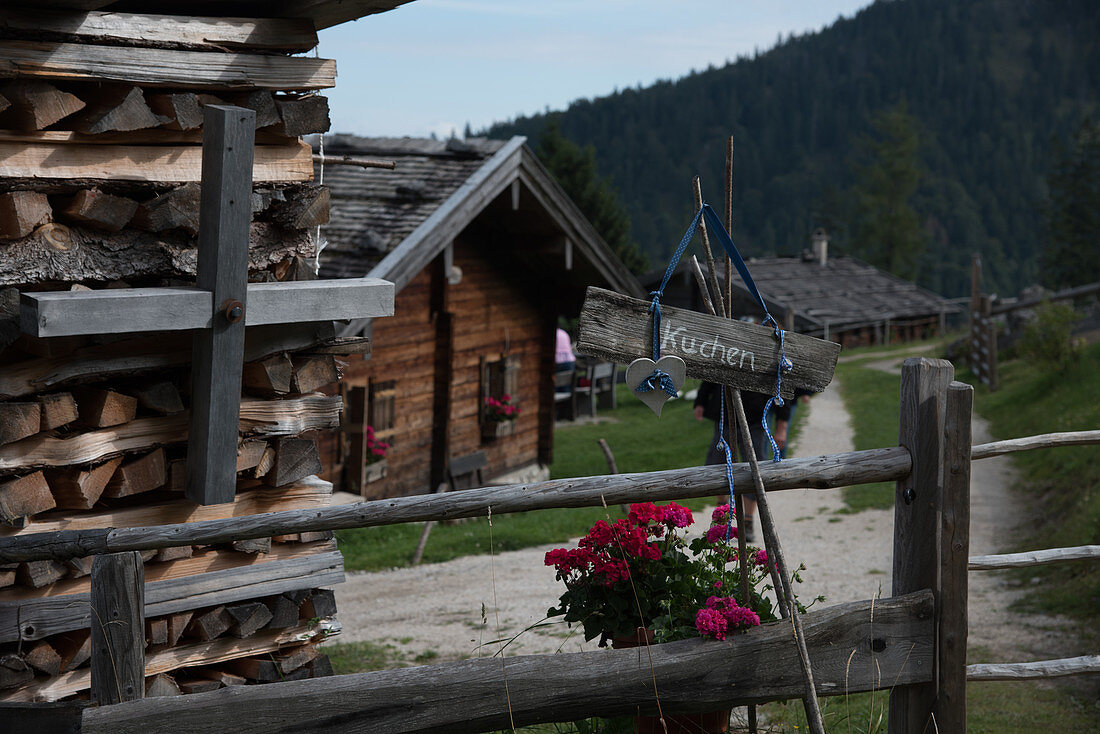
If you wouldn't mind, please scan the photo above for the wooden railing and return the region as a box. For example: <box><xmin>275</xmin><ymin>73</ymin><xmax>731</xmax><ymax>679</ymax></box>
<box><xmin>2</xmin><ymin>361</ymin><xmax>1098</xmax><ymax>734</ymax></box>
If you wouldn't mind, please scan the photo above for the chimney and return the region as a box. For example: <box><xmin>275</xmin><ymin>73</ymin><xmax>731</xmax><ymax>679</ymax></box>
<box><xmin>811</xmin><ymin>228</ymin><xmax>828</xmax><ymax>266</ymax></box>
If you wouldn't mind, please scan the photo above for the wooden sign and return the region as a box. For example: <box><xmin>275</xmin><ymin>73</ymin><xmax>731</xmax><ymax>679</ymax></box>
<box><xmin>576</xmin><ymin>287</ymin><xmax>839</xmax><ymax>398</ymax></box>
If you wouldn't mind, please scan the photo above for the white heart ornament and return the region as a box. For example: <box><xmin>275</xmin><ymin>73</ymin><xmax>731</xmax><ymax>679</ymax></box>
<box><xmin>625</xmin><ymin>356</ymin><xmax>687</xmax><ymax>416</ymax></box>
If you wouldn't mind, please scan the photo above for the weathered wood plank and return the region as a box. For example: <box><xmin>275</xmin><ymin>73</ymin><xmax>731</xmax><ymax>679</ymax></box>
<box><xmin>0</xmin><ymin>322</ymin><xmax>336</xmax><ymax>400</ymax></box>
<box><xmin>0</xmin><ymin>447</ymin><xmax>909</xmax><ymax>563</ymax></box>
<box><xmin>0</xmin><ymin>140</ymin><xmax>312</xmax><ymax>184</ymax></box>
<box><xmin>966</xmin><ymin>655</ymin><xmax>1100</xmax><ymax>681</ymax></box>
<box><xmin>1</xmin><ymin>622</ymin><xmax>331</xmax><ymax>703</ymax></box>
<box><xmin>576</xmin><ymin>287</ymin><xmax>839</xmax><ymax>399</ymax></box>
<box><xmin>0</xmin><ymin>396</ymin><xmax>342</xmax><ymax>473</ymax></box>
<box><xmin>186</xmin><ymin>105</ymin><xmax>254</xmax><ymax>507</ymax></box>
<box><xmin>22</xmin><ymin>279</ymin><xmax>395</xmax><ymax>337</ymax></box>
<box><xmin>0</xmin><ymin>550</ymin><xmax>344</xmax><ymax>642</ymax></box>
<box><xmin>890</xmin><ymin>357</ymin><xmax>952</xmax><ymax>734</ymax></box>
<box><xmin>0</xmin><ymin>41</ymin><xmax>335</xmax><ymax>90</ymax></box>
<box><xmin>79</xmin><ymin>591</ymin><xmax>933</xmax><ymax>734</ymax></box>
<box><xmin>90</xmin><ymin>552</ymin><xmax>144</xmax><ymax>705</ymax></box>
<box><xmin>934</xmin><ymin>381</ymin><xmax>972</xmax><ymax>734</ymax></box>
<box><xmin>0</xmin><ymin>10</ymin><xmax>319</xmax><ymax>52</ymax></box>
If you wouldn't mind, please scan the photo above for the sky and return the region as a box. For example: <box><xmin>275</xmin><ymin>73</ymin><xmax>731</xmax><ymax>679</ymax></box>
<box><xmin>317</xmin><ymin>0</ymin><xmax>874</xmax><ymax>140</ymax></box>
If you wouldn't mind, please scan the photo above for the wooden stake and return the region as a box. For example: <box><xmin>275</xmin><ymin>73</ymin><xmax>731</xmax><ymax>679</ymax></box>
<box><xmin>691</xmin><ymin>176</ymin><xmax>726</xmax><ymax>316</ymax></box>
<box><xmin>90</xmin><ymin>551</ymin><xmax>145</xmax><ymax>705</ymax></box>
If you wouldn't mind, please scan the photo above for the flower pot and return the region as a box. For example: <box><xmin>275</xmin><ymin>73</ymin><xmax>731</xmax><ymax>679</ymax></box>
<box><xmin>612</xmin><ymin>628</ymin><xmax>730</xmax><ymax>734</ymax></box>
<box><xmin>363</xmin><ymin>459</ymin><xmax>387</xmax><ymax>484</ymax></box>
<box><xmin>481</xmin><ymin>420</ymin><xmax>515</xmax><ymax>441</ymax></box>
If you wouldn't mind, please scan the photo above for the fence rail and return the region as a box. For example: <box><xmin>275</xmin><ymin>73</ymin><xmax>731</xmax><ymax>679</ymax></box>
<box><xmin>970</xmin><ymin>429</ymin><xmax>1100</xmax><ymax>460</ymax></box>
<box><xmin>967</xmin><ymin>655</ymin><xmax>1100</xmax><ymax>681</ymax></box>
<box><xmin>969</xmin><ymin>545</ymin><xmax>1100</xmax><ymax>570</ymax></box>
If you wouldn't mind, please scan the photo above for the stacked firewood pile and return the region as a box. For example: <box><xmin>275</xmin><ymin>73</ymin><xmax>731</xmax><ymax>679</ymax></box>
<box><xmin>0</xmin><ymin>8</ymin><xmax>356</xmax><ymax>702</ymax></box>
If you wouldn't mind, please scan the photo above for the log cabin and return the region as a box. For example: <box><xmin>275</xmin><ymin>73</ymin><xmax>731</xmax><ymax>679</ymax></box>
<box><xmin>315</xmin><ymin>135</ymin><xmax>643</xmax><ymax>498</ymax></box>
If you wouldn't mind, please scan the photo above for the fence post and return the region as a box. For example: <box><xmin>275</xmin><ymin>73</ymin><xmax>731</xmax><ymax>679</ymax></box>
<box><xmin>90</xmin><ymin>551</ymin><xmax>145</xmax><ymax>705</ymax></box>
<box><xmin>934</xmin><ymin>381</ymin><xmax>973</xmax><ymax>731</ymax></box>
<box><xmin>980</xmin><ymin>295</ymin><xmax>998</xmax><ymax>391</ymax></box>
<box><xmin>890</xmin><ymin>357</ymin><xmax>952</xmax><ymax>734</ymax></box>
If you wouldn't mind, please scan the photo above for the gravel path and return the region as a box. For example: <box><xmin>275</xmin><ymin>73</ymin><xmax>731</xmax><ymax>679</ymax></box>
<box><xmin>330</xmin><ymin>353</ymin><xmax>1078</xmax><ymax>671</ymax></box>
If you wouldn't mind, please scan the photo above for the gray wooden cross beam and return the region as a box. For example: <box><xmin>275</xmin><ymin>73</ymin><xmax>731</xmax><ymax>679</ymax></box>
<box><xmin>19</xmin><ymin>106</ymin><xmax>394</xmax><ymax>506</ymax></box>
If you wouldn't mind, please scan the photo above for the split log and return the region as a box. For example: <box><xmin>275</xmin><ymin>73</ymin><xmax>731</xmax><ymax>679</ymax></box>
<box><xmin>225</xmin><ymin>602</ymin><xmax>273</xmax><ymax>638</ymax></box>
<box><xmin>268</xmin><ymin>186</ymin><xmax>329</xmax><ymax>230</ymax></box>
<box><xmin>263</xmin><ymin>594</ymin><xmax>301</xmax><ymax>630</ymax></box>
<box><xmin>0</xmin><ymin>41</ymin><xmax>337</xmax><ymax>91</ymax></box>
<box><xmin>0</xmin><ymin>80</ymin><xmax>84</xmax><ymax>130</ymax></box>
<box><xmin>236</xmin><ymin>440</ymin><xmax>268</xmax><ymax>472</ymax></box>
<box><xmin>166</xmin><ymin>612</ymin><xmax>192</xmax><ymax>647</ymax></box>
<box><xmin>70</xmin><ymin>86</ymin><xmax>165</xmax><ymax>134</ymax></box>
<box><xmin>60</xmin><ymin>189</ymin><xmax>139</xmax><ymax>232</ymax></box>
<box><xmin>264</xmin><ymin>438</ymin><xmax>323</xmax><ymax>488</ymax></box>
<box><xmin>144</xmin><ymin>674</ymin><xmax>180</xmax><ymax>698</ymax></box>
<box><xmin>18</xmin><ymin>559</ymin><xmax>67</xmax><ymax>588</ymax></box>
<box><xmin>36</xmin><ymin>393</ymin><xmax>79</xmax><ymax>430</ymax></box>
<box><xmin>307</xmin><ymin>654</ymin><xmax>333</xmax><ymax>678</ymax></box>
<box><xmin>242</xmin><ymin>354</ymin><xmax>293</xmax><ymax>395</ymax></box>
<box><xmin>146</xmin><ymin>618</ymin><xmax>168</xmax><ymax>647</ymax></box>
<box><xmin>301</xmin><ymin>588</ymin><xmax>337</xmax><ymax>619</ymax></box>
<box><xmin>186</xmin><ymin>607</ymin><xmax>232</xmax><ymax>642</ymax></box>
<box><xmin>0</xmin><ymin>10</ymin><xmax>319</xmax><ymax>53</ymax></box>
<box><xmin>0</xmin><ymin>92</ymin><xmax>6</xmax><ymax>113</ymax></box>
<box><xmin>0</xmin><ymin>220</ymin><xmax>314</xmax><ymax>288</ymax></box>
<box><xmin>298</xmin><ymin>530</ymin><xmax>333</xmax><ymax>543</ymax></box>
<box><xmin>54</xmin><ymin>629</ymin><xmax>91</xmax><ymax>672</ymax></box>
<box><xmin>274</xmin><ymin>643</ymin><xmax>319</xmax><ymax>673</ymax></box>
<box><xmin>226</xmin><ymin>91</ymin><xmax>280</xmax><ymax>129</ymax></box>
<box><xmin>0</xmin><ymin>472</ymin><xmax>55</xmax><ymax>521</ymax></box>
<box><xmin>24</xmin><ymin>641</ymin><xmax>62</xmax><ymax>677</ymax></box>
<box><xmin>270</xmin><ymin>95</ymin><xmax>330</xmax><ymax>136</ymax></box>
<box><xmin>132</xmin><ymin>381</ymin><xmax>184</xmax><ymax>415</ymax></box>
<box><xmin>0</xmin><ymin>139</ymin><xmax>314</xmax><ymax>185</ymax></box>
<box><xmin>146</xmin><ymin>93</ymin><xmax>202</xmax><ymax>131</ymax></box>
<box><xmin>103</xmin><ymin>448</ymin><xmax>167</xmax><ymax>498</ymax></box>
<box><xmin>65</xmin><ymin>556</ymin><xmax>95</xmax><ymax>578</ymax></box>
<box><xmin>0</xmin><ymin>655</ymin><xmax>33</xmax><ymax>690</ymax></box>
<box><xmin>0</xmin><ymin>396</ymin><xmax>342</xmax><ymax>474</ymax></box>
<box><xmin>253</xmin><ymin>446</ymin><xmax>276</xmax><ymax>479</ymax></box>
<box><xmin>176</xmin><ymin>678</ymin><xmax>220</xmax><ymax>694</ymax></box>
<box><xmin>153</xmin><ymin>545</ymin><xmax>193</xmax><ymax>563</ymax></box>
<box><xmin>290</xmin><ymin>354</ymin><xmax>338</xmax><ymax>393</ymax></box>
<box><xmin>303</xmin><ymin>336</ymin><xmax>372</xmax><ymax>356</ymax></box>
<box><xmin>76</xmin><ymin>388</ymin><xmax>138</xmax><ymax>428</ymax></box>
<box><xmin>45</xmin><ymin>457</ymin><xmax>122</xmax><ymax>510</ymax></box>
<box><xmin>195</xmin><ymin>670</ymin><xmax>246</xmax><ymax>687</ymax></box>
<box><xmin>166</xmin><ymin>459</ymin><xmax>185</xmax><ymax>493</ymax></box>
<box><xmin>78</xmin><ymin>592</ymin><xmax>934</xmax><ymax>734</ymax></box>
<box><xmin>0</xmin><ymin>191</ymin><xmax>51</xmax><ymax>240</ymax></box>
<box><xmin>130</xmin><ymin>183</ymin><xmax>200</xmax><ymax>236</ymax></box>
<box><xmin>223</xmin><ymin>656</ymin><xmax>281</xmax><ymax>682</ymax></box>
<box><xmin>0</xmin><ymin>403</ymin><xmax>41</xmax><ymax>445</ymax></box>
<box><xmin>230</xmin><ymin>537</ymin><xmax>271</xmax><ymax>555</ymax></box>
<box><xmin>0</xmin><ymin>567</ymin><xmax>14</xmax><ymax>587</ymax></box>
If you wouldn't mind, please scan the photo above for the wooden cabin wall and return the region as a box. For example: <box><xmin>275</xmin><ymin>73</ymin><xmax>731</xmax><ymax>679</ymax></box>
<box><xmin>321</xmin><ymin>236</ymin><xmax>549</xmax><ymax>499</ymax></box>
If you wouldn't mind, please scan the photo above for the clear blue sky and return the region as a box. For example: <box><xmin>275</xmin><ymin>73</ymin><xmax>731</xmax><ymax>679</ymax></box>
<box><xmin>318</xmin><ymin>1</ymin><xmax>873</xmax><ymax>139</ymax></box>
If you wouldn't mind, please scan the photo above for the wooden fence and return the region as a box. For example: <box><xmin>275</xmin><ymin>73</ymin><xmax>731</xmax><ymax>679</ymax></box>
<box><xmin>2</xmin><ymin>358</ymin><xmax>1098</xmax><ymax>734</ymax></box>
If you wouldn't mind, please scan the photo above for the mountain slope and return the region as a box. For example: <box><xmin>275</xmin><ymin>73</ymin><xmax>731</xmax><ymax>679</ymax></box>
<box><xmin>488</xmin><ymin>0</ymin><xmax>1098</xmax><ymax>297</ymax></box>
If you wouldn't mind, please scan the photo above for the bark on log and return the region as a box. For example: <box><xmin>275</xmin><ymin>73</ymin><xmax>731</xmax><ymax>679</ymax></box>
<box><xmin>79</xmin><ymin>592</ymin><xmax>933</xmax><ymax>734</ymax></box>
<box><xmin>0</xmin><ymin>221</ymin><xmax>314</xmax><ymax>287</ymax></box>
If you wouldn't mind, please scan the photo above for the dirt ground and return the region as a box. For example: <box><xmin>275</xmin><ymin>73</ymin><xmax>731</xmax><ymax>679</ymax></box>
<box><xmin>328</xmin><ymin>349</ymin><xmax>1080</xmax><ymax>688</ymax></box>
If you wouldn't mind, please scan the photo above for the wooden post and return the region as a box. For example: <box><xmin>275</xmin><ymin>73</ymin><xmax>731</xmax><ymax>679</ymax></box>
<box><xmin>890</xmin><ymin>357</ymin><xmax>953</xmax><ymax>733</ymax></box>
<box><xmin>934</xmin><ymin>381</ymin><xmax>973</xmax><ymax>732</ymax></box>
<box><xmin>186</xmin><ymin>105</ymin><xmax>255</xmax><ymax>505</ymax></box>
<box><xmin>980</xmin><ymin>295</ymin><xmax>998</xmax><ymax>391</ymax></box>
<box><xmin>90</xmin><ymin>551</ymin><xmax>145</xmax><ymax>705</ymax></box>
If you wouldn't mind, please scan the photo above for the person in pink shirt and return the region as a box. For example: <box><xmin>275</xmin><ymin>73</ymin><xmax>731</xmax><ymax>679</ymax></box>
<box><xmin>555</xmin><ymin>328</ymin><xmax>576</xmax><ymax>391</ymax></box>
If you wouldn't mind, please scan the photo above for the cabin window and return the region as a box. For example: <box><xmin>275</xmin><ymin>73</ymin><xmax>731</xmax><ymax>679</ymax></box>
<box><xmin>481</xmin><ymin>355</ymin><xmax>520</xmax><ymax>431</ymax></box>
<box><xmin>368</xmin><ymin>379</ymin><xmax>396</xmax><ymax>444</ymax></box>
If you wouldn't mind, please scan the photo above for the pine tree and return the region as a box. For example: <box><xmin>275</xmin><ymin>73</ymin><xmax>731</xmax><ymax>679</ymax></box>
<box><xmin>1042</xmin><ymin>117</ymin><xmax>1100</xmax><ymax>288</ymax></box>
<box><xmin>534</xmin><ymin>118</ymin><xmax>649</xmax><ymax>273</ymax></box>
<box><xmin>848</xmin><ymin>103</ymin><xmax>927</xmax><ymax>280</ymax></box>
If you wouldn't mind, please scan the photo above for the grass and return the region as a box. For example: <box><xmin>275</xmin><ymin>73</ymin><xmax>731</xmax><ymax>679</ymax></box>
<box><xmin>337</xmin><ymin>381</ymin><xmax>720</xmax><ymax>571</ymax></box>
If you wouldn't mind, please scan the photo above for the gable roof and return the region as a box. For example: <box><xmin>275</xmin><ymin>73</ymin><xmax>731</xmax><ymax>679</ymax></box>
<box><xmin>317</xmin><ymin>134</ymin><xmax>643</xmax><ymax>333</ymax></box>
<box><xmin>642</xmin><ymin>254</ymin><xmax>959</xmax><ymax>330</ymax></box>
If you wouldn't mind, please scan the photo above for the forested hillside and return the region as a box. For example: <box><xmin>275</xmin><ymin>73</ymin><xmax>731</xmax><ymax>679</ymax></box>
<box><xmin>488</xmin><ymin>0</ymin><xmax>1098</xmax><ymax>297</ymax></box>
